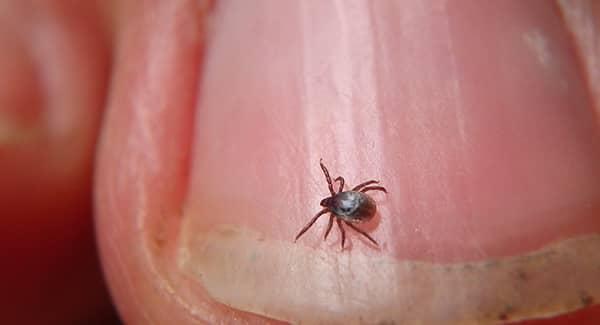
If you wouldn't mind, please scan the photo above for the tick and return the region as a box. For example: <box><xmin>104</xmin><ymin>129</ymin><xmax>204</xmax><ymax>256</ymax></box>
<box><xmin>294</xmin><ymin>159</ymin><xmax>387</xmax><ymax>249</ymax></box>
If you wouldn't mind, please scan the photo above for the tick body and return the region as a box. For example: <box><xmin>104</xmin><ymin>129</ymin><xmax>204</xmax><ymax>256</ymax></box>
<box><xmin>322</xmin><ymin>191</ymin><xmax>376</xmax><ymax>223</ymax></box>
<box><xmin>294</xmin><ymin>159</ymin><xmax>387</xmax><ymax>250</ymax></box>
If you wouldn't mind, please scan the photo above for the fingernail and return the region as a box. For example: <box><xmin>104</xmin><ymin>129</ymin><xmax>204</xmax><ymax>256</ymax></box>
<box><xmin>179</xmin><ymin>1</ymin><xmax>600</xmax><ymax>323</ymax></box>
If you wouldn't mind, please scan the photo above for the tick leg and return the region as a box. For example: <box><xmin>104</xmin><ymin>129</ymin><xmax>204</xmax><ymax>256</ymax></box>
<box><xmin>360</xmin><ymin>186</ymin><xmax>387</xmax><ymax>194</ymax></box>
<box><xmin>352</xmin><ymin>180</ymin><xmax>379</xmax><ymax>191</ymax></box>
<box><xmin>324</xmin><ymin>214</ymin><xmax>334</xmax><ymax>240</ymax></box>
<box><xmin>345</xmin><ymin>221</ymin><xmax>378</xmax><ymax>246</ymax></box>
<box><xmin>295</xmin><ymin>208</ymin><xmax>329</xmax><ymax>242</ymax></box>
<box><xmin>320</xmin><ymin>159</ymin><xmax>336</xmax><ymax>196</ymax></box>
<box><xmin>336</xmin><ymin>218</ymin><xmax>346</xmax><ymax>250</ymax></box>
<box><xmin>334</xmin><ymin>176</ymin><xmax>345</xmax><ymax>193</ymax></box>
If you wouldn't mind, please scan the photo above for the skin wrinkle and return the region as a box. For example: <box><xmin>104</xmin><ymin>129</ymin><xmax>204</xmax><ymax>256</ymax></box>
<box><xmin>96</xmin><ymin>0</ymin><xmax>218</xmax><ymax>322</ymax></box>
<box><xmin>134</xmin><ymin>2</ymin><xmax>208</xmax><ymax>321</ymax></box>
<box><xmin>179</xmin><ymin>224</ymin><xmax>600</xmax><ymax>324</ymax></box>
<box><xmin>107</xmin><ymin>236</ymin><xmax>151</xmax><ymax>324</ymax></box>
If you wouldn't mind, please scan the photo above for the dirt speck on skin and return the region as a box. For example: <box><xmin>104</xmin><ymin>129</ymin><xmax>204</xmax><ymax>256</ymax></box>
<box><xmin>180</xmin><ymin>224</ymin><xmax>600</xmax><ymax>324</ymax></box>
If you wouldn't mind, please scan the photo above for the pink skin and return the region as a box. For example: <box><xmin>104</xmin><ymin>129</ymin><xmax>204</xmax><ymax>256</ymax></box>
<box><xmin>2</xmin><ymin>0</ymin><xmax>600</xmax><ymax>324</ymax></box>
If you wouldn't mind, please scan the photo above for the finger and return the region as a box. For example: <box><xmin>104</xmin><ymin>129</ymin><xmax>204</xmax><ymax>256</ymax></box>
<box><xmin>96</xmin><ymin>1</ymin><xmax>600</xmax><ymax>324</ymax></box>
<box><xmin>0</xmin><ymin>2</ymin><xmax>114</xmax><ymax>324</ymax></box>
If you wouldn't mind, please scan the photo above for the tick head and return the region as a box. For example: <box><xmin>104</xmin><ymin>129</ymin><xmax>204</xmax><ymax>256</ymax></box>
<box><xmin>320</xmin><ymin>197</ymin><xmax>332</xmax><ymax>208</ymax></box>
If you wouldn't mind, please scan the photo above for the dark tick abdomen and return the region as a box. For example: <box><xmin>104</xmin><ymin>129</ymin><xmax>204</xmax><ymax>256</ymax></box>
<box><xmin>330</xmin><ymin>191</ymin><xmax>376</xmax><ymax>222</ymax></box>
